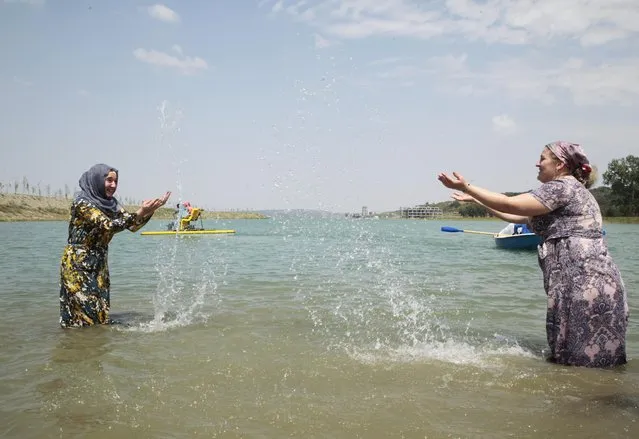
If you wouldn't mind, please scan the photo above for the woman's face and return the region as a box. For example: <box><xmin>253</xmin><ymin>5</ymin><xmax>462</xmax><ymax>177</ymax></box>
<box><xmin>104</xmin><ymin>171</ymin><xmax>118</xmax><ymax>198</ymax></box>
<box><xmin>536</xmin><ymin>148</ymin><xmax>566</xmax><ymax>183</ymax></box>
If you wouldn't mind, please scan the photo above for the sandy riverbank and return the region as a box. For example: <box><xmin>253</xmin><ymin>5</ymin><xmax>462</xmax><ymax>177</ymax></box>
<box><xmin>0</xmin><ymin>194</ymin><xmax>268</xmax><ymax>222</ymax></box>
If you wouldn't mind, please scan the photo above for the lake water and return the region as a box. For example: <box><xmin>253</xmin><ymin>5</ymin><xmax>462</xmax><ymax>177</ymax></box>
<box><xmin>1</xmin><ymin>218</ymin><xmax>638</xmax><ymax>438</ymax></box>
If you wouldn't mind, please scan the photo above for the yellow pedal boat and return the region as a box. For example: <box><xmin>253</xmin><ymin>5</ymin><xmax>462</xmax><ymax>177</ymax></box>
<box><xmin>141</xmin><ymin>204</ymin><xmax>236</xmax><ymax>236</ymax></box>
<box><xmin>141</xmin><ymin>229</ymin><xmax>236</xmax><ymax>236</ymax></box>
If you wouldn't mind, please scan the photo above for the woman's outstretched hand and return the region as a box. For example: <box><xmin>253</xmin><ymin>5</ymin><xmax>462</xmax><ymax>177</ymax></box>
<box><xmin>437</xmin><ymin>172</ymin><xmax>468</xmax><ymax>192</ymax></box>
<box><xmin>138</xmin><ymin>191</ymin><xmax>171</xmax><ymax>218</ymax></box>
<box><xmin>451</xmin><ymin>191</ymin><xmax>475</xmax><ymax>203</ymax></box>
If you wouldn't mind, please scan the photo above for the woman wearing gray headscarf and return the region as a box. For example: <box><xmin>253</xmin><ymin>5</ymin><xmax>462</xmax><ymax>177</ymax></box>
<box><xmin>59</xmin><ymin>163</ymin><xmax>171</xmax><ymax>328</ymax></box>
<box><xmin>437</xmin><ymin>141</ymin><xmax>628</xmax><ymax>368</ymax></box>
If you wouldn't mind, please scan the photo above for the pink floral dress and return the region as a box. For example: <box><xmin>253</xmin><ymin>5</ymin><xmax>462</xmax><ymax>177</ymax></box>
<box><xmin>530</xmin><ymin>177</ymin><xmax>628</xmax><ymax>367</ymax></box>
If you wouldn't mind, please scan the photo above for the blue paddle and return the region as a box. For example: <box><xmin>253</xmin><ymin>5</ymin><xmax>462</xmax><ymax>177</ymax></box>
<box><xmin>441</xmin><ymin>226</ymin><xmax>496</xmax><ymax>236</ymax></box>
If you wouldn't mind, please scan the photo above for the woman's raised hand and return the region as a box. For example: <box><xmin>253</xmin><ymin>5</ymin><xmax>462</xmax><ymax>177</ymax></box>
<box><xmin>437</xmin><ymin>171</ymin><xmax>468</xmax><ymax>191</ymax></box>
<box><xmin>139</xmin><ymin>191</ymin><xmax>171</xmax><ymax>218</ymax></box>
<box><xmin>451</xmin><ymin>191</ymin><xmax>475</xmax><ymax>203</ymax></box>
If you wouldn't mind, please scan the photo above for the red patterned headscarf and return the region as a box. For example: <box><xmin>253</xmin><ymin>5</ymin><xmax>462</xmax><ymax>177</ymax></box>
<box><xmin>546</xmin><ymin>141</ymin><xmax>592</xmax><ymax>174</ymax></box>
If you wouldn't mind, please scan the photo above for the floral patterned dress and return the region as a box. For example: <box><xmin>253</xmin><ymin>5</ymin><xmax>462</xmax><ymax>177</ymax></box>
<box><xmin>59</xmin><ymin>199</ymin><xmax>150</xmax><ymax>328</ymax></box>
<box><xmin>530</xmin><ymin>177</ymin><xmax>629</xmax><ymax>367</ymax></box>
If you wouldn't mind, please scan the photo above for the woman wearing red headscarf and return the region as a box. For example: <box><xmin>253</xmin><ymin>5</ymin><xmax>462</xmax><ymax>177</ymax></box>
<box><xmin>438</xmin><ymin>141</ymin><xmax>628</xmax><ymax>368</ymax></box>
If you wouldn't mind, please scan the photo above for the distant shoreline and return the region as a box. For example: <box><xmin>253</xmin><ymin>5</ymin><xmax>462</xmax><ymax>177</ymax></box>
<box><xmin>0</xmin><ymin>194</ymin><xmax>269</xmax><ymax>222</ymax></box>
<box><xmin>1</xmin><ymin>193</ymin><xmax>636</xmax><ymax>224</ymax></box>
<box><xmin>378</xmin><ymin>215</ymin><xmax>639</xmax><ymax>224</ymax></box>
<box><xmin>404</xmin><ymin>215</ymin><xmax>639</xmax><ymax>224</ymax></box>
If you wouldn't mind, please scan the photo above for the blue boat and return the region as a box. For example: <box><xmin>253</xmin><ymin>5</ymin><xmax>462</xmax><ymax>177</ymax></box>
<box><xmin>443</xmin><ymin>224</ymin><xmax>605</xmax><ymax>251</ymax></box>
<box><xmin>494</xmin><ymin>233</ymin><xmax>541</xmax><ymax>250</ymax></box>
<box><xmin>494</xmin><ymin>227</ymin><xmax>606</xmax><ymax>250</ymax></box>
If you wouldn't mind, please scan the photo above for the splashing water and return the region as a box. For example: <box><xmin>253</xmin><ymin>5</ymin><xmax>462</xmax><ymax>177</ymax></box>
<box><xmin>289</xmin><ymin>218</ymin><xmax>535</xmax><ymax>368</ymax></box>
<box><xmin>135</xmin><ymin>239</ymin><xmax>222</xmax><ymax>332</ymax></box>
<box><xmin>158</xmin><ymin>100</ymin><xmax>187</xmax><ymax>202</ymax></box>
<box><xmin>264</xmin><ymin>62</ymin><xmax>524</xmax><ymax>366</ymax></box>
<box><xmin>132</xmin><ymin>101</ymin><xmax>223</xmax><ymax>332</ymax></box>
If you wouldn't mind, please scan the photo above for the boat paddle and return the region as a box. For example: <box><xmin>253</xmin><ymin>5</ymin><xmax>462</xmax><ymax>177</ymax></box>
<box><xmin>440</xmin><ymin>226</ymin><xmax>497</xmax><ymax>236</ymax></box>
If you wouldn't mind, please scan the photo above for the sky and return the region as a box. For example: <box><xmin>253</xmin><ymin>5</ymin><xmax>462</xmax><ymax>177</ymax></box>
<box><xmin>1</xmin><ymin>0</ymin><xmax>638</xmax><ymax>213</ymax></box>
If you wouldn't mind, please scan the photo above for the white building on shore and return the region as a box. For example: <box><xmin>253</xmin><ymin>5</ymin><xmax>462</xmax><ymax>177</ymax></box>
<box><xmin>399</xmin><ymin>205</ymin><xmax>443</xmax><ymax>219</ymax></box>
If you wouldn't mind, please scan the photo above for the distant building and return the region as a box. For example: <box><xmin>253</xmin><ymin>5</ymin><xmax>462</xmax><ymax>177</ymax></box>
<box><xmin>345</xmin><ymin>206</ymin><xmax>375</xmax><ymax>219</ymax></box>
<box><xmin>399</xmin><ymin>205</ymin><xmax>443</xmax><ymax>219</ymax></box>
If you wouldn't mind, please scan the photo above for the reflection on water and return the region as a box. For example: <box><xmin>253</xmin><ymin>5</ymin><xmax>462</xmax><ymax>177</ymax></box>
<box><xmin>39</xmin><ymin>328</ymin><xmax>119</xmax><ymax>436</ymax></box>
<box><xmin>50</xmin><ymin>325</ymin><xmax>114</xmax><ymax>363</ymax></box>
<box><xmin>591</xmin><ymin>393</ymin><xmax>639</xmax><ymax>413</ymax></box>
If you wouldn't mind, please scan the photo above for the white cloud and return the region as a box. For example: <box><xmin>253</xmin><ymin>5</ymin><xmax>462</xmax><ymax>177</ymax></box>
<box><xmin>264</xmin><ymin>1</ymin><xmax>639</xmax><ymax>107</ymax></box>
<box><xmin>133</xmin><ymin>47</ymin><xmax>208</xmax><ymax>75</ymax></box>
<box><xmin>367</xmin><ymin>54</ymin><xmax>639</xmax><ymax>106</ymax></box>
<box><xmin>480</xmin><ymin>57</ymin><xmax>639</xmax><ymax>106</ymax></box>
<box><xmin>271</xmin><ymin>0</ymin><xmax>283</xmax><ymax>13</ymax></box>
<box><xmin>426</xmin><ymin>53</ymin><xmax>468</xmax><ymax>75</ymax></box>
<box><xmin>314</xmin><ymin>33</ymin><xmax>338</xmax><ymax>49</ymax></box>
<box><xmin>147</xmin><ymin>4</ymin><xmax>180</xmax><ymax>23</ymax></box>
<box><xmin>492</xmin><ymin>114</ymin><xmax>516</xmax><ymax>134</ymax></box>
<box><xmin>580</xmin><ymin>27</ymin><xmax>629</xmax><ymax>47</ymax></box>
<box><xmin>263</xmin><ymin>0</ymin><xmax>639</xmax><ymax>47</ymax></box>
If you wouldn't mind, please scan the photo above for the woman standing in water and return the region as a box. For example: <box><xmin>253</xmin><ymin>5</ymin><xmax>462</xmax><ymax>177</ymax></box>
<box><xmin>59</xmin><ymin>163</ymin><xmax>170</xmax><ymax>328</ymax></box>
<box><xmin>438</xmin><ymin>141</ymin><xmax>628</xmax><ymax>368</ymax></box>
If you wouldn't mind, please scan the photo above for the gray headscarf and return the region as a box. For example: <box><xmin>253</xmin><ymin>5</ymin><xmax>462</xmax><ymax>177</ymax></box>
<box><xmin>75</xmin><ymin>163</ymin><xmax>121</xmax><ymax>215</ymax></box>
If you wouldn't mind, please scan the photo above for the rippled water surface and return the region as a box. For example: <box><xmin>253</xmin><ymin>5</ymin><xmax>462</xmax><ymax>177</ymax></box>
<box><xmin>1</xmin><ymin>218</ymin><xmax>638</xmax><ymax>438</ymax></box>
